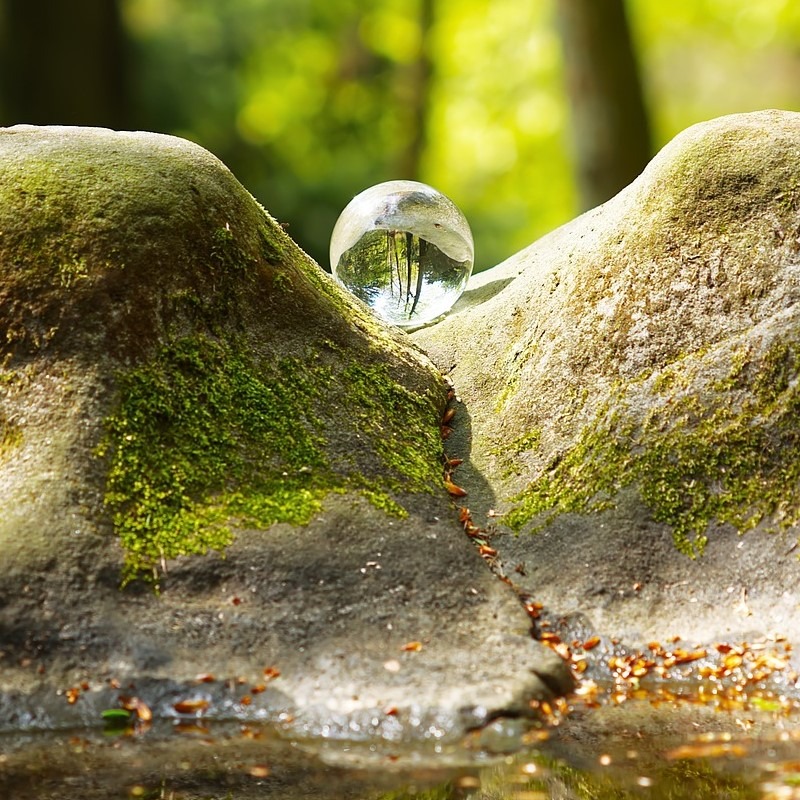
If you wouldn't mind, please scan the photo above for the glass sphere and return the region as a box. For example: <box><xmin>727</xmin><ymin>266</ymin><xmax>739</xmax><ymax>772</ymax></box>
<box><xmin>329</xmin><ymin>180</ymin><xmax>474</xmax><ymax>329</ymax></box>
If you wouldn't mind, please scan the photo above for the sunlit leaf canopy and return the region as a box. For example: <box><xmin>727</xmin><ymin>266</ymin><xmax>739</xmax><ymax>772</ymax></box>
<box><xmin>121</xmin><ymin>0</ymin><xmax>800</xmax><ymax>271</ymax></box>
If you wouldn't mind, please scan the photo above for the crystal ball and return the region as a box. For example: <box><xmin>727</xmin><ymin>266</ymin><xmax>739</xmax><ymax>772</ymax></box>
<box><xmin>329</xmin><ymin>180</ymin><xmax>474</xmax><ymax>329</ymax></box>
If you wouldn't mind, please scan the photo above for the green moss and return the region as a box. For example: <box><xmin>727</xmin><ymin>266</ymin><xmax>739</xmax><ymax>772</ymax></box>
<box><xmin>98</xmin><ymin>336</ymin><xmax>323</xmax><ymax>582</ymax></box>
<box><xmin>0</xmin><ymin>367</ymin><xmax>23</xmax><ymax>457</ymax></box>
<box><xmin>356</xmin><ymin>487</ymin><xmax>408</xmax><ymax>517</ymax></box>
<box><xmin>99</xmin><ymin>334</ymin><xmax>443</xmax><ymax>584</ymax></box>
<box><xmin>508</xmin><ymin>429</ymin><xmax>542</xmax><ymax>456</ymax></box>
<box><xmin>504</xmin><ymin>402</ymin><xmax>634</xmax><ymax>536</ymax></box>
<box><xmin>210</xmin><ymin>224</ymin><xmax>255</xmax><ymax>275</ymax></box>
<box><xmin>340</xmin><ymin>361</ymin><xmax>442</xmax><ymax>495</ymax></box>
<box><xmin>711</xmin><ymin>345</ymin><xmax>750</xmax><ymax>393</ymax></box>
<box><xmin>505</xmin><ymin>337</ymin><xmax>800</xmax><ymax>555</ymax></box>
<box><xmin>494</xmin><ymin>373</ymin><xmax>520</xmax><ymax>414</ymax></box>
<box><xmin>491</xmin><ymin>428</ymin><xmax>543</xmax><ymax>479</ymax></box>
<box><xmin>272</xmin><ymin>270</ymin><xmax>292</xmax><ymax>291</ymax></box>
<box><xmin>752</xmin><ymin>340</ymin><xmax>795</xmax><ymax>404</ymax></box>
<box><xmin>0</xmin><ymin>413</ymin><xmax>22</xmax><ymax>458</ymax></box>
<box><xmin>57</xmin><ymin>256</ymin><xmax>90</xmax><ymax>288</ymax></box>
<box><xmin>652</xmin><ymin>369</ymin><xmax>678</xmax><ymax>394</ymax></box>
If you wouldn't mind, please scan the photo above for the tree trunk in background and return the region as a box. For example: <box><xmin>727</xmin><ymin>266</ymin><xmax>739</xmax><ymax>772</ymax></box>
<box><xmin>0</xmin><ymin>0</ymin><xmax>130</xmax><ymax>127</ymax></box>
<box><xmin>395</xmin><ymin>0</ymin><xmax>434</xmax><ymax>180</ymax></box>
<box><xmin>556</xmin><ymin>0</ymin><xmax>652</xmax><ymax>211</ymax></box>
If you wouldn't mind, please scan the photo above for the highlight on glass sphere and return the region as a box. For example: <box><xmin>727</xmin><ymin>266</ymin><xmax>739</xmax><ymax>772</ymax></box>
<box><xmin>329</xmin><ymin>180</ymin><xmax>474</xmax><ymax>329</ymax></box>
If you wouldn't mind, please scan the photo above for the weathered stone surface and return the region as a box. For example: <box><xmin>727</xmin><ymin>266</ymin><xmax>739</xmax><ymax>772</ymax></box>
<box><xmin>0</xmin><ymin>126</ymin><xmax>570</xmax><ymax>738</ymax></box>
<box><xmin>413</xmin><ymin>110</ymin><xmax>800</xmax><ymax>647</ymax></box>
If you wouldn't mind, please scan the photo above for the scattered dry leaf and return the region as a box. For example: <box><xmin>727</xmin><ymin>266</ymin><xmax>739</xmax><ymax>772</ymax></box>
<box><xmin>248</xmin><ymin>765</ymin><xmax>271</xmax><ymax>778</ymax></box>
<box><xmin>673</xmin><ymin>648</ymin><xmax>707</xmax><ymax>664</ymax></box>
<box><xmin>263</xmin><ymin>666</ymin><xmax>281</xmax><ymax>680</ymax></box>
<box><xmin>665</xmin><ymin>742</ymin><xmax>748</xmax><ymax>761</ymax></box>
<box><xmin>119</xmin><ymin>696</ymin><xmax>153</xmax><ymax>722</ymax></box>
<box><xmin>65</xmin><ymin>687</ymin><xmax>81</xmax><ymax>705</ymax></box>
<box><xmin>174</xmin><ymin>722</ymin><xmax>210</xmax><ymax>736</ymax></box>
<box><xmin>173</xmin><ymin>698</ymin><xmax>210</xmax><ymax>715</ymax></box>
<box><xmin>444</xmin><ymin>479</ymin><xmax>467</xmax><ymax>497</ymax></box>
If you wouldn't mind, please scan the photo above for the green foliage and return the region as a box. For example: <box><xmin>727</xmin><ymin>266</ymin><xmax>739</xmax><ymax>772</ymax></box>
<box><xmin>630</xmin><ymin>0</ymin><xmax>800</xmax><ymax>147</ymax></box>
<box><xmin>120</xmin><ymin>0</ymin><xmax>800</xmax><ymax>274</ymax></box>
<box><xmin>122</xmin><ymin>0</ymin><xmax>572</xmax><ymax>270</ymax></box>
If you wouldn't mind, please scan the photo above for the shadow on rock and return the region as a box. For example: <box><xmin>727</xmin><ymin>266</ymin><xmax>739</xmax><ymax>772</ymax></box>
<box><xmin>442</xmin><ymin>394</ymin><xmax>497</xmax><ymax>523</ymax></box>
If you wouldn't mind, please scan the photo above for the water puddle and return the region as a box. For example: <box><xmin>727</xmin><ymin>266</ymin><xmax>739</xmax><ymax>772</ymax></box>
<box><xmin>3</xmin><ymin>688</ymin><xmax>800</xmax><ymax>799</ymax></box>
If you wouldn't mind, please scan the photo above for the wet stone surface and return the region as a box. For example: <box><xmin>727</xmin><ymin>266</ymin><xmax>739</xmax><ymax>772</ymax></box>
<box><xmin>3</xmin><ymin>696</ymin><xmax>800</xmax><ymax>799</ymax></box>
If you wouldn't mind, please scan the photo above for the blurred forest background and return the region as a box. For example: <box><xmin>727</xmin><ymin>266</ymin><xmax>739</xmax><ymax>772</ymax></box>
<box><xmin>1</xmin><ymin>0</ymin><xmax>799</xmax><ymax>272</ymax></box>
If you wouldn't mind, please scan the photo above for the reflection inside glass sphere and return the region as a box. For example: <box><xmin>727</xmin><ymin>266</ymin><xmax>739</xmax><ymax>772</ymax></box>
<box><xmin>329</xmin><ymin>180</ymin><xmax>474</xmax><ymax>329</ymax></box>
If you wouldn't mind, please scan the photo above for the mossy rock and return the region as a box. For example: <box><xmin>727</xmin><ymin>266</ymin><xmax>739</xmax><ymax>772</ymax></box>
<box><xmin>0</xmin><ymin>126</ymin><xmax>571</xmax><ymax>740</ymax></box>
<box><xmin>0</xmin><ymin>124</ymin><xmax>445</xmax><ymax>583</ymax></box>
<box><xmin>413</xmin><ymin>110</ymin><xmax>800</xmax><ymax>644</ymax></box>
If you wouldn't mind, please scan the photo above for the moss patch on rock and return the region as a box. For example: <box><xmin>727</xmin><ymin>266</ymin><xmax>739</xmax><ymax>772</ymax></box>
<box><xmin>0</xmin><ymin>412</ymin><xmax>22</xmax><ymax>459</ymax></box>
<box><xmin>0</xmin><ymin>126</ymin><xmax>448</xmax><ymax>585</ymax></box>
<box><xmin>99</xmin><ymin>334</ymin><xmax>443</xmax><ymax>584</ymax></box>
<box><xmin>504</xmin><ymin>333</ymin><xmax>800</xmax><ymax>555</ymax></box>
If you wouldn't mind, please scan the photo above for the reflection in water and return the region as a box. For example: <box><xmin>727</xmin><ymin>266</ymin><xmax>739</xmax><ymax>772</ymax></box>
<box><xmin>2</xmin><ymin>696</ymin><xmax>799</xmax><ymax>799</ymax></box>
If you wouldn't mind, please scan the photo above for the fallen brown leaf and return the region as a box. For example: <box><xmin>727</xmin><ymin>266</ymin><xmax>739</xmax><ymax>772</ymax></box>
<box><xmin>173</xmin><ymin>699</ymin><xmax>210</xmax><ymax>714</ymax></box>
<box><xmin>444</xmin><ymin>479</ymin><xmax>467</xmax><ymax>497</ymax></box>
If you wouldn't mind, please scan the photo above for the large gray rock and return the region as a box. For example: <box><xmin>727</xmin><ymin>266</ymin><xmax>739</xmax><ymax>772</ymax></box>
<box><xmin>413</xmin><ymin>110</ymin><xmax>800</xmax><ymax>647</ymax></box>
<box><xmin>0</xmin><ymin>126</ymin><xmax>570</xmax><ymax>739</ymax></box>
